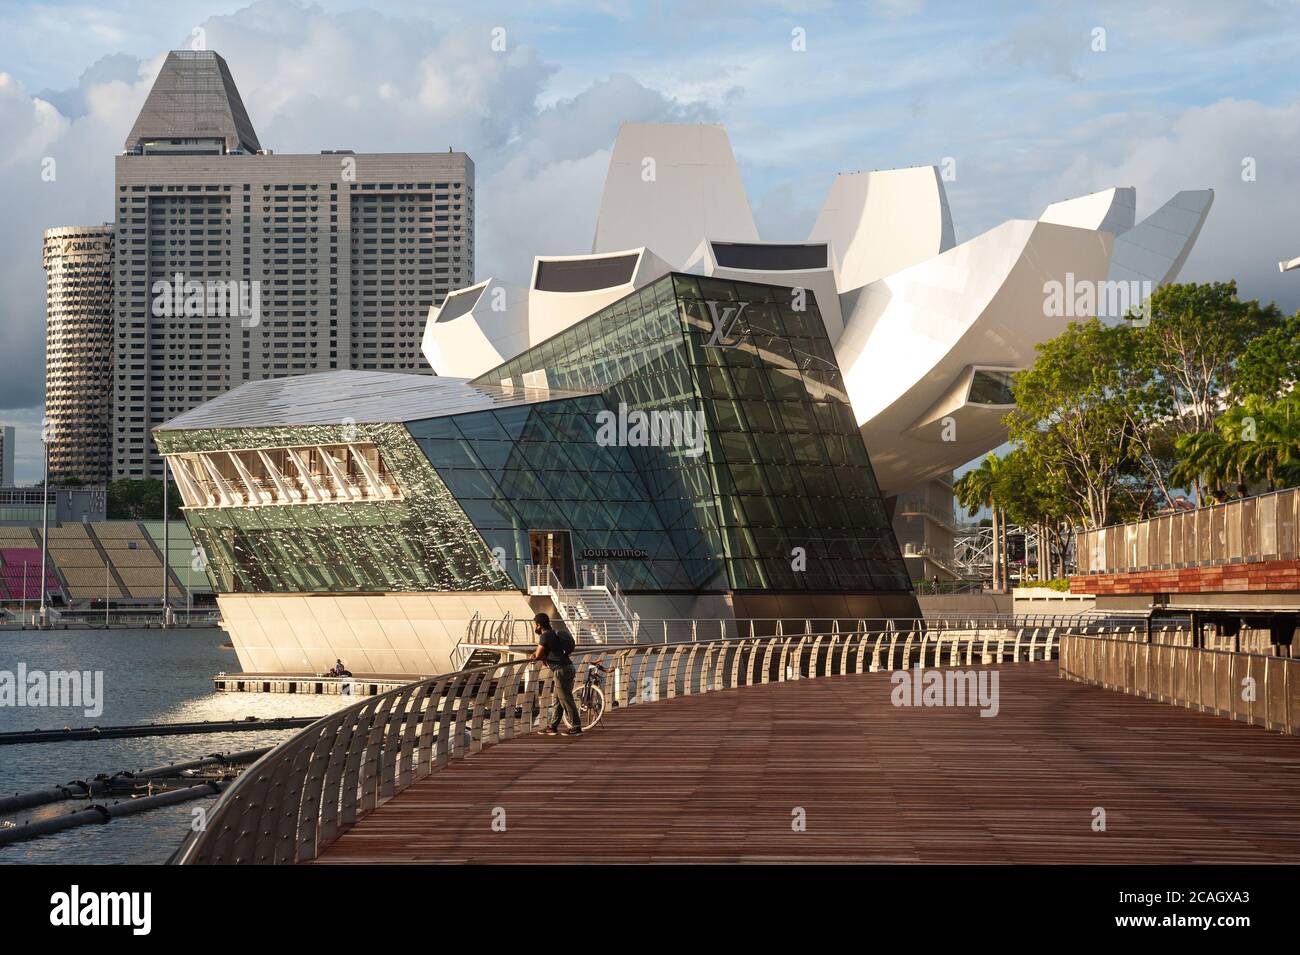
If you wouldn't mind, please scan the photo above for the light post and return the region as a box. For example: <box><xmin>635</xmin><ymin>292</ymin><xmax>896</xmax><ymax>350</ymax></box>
<box><xmin>21</xmin><ymin>562</ymin><xmax>27</xmax><ymax>628</ymax></box>
<box><xmin>38</xmin><ymin>422</ymin><xmax>51</xmax><ymax>629</ymax></box>
<box><xmin>162</xmin><ymin>457</ymin><xmax>172</xmax><ymax>628</ymax></box>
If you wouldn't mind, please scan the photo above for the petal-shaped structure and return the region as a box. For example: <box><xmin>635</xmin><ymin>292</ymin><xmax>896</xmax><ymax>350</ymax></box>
<box><xmin>1040</xmin><ymin>186</ymin><xmax>1136</xmax><ymax>234</ymax></box>
<box><xmin>592</xmin><ymin>123</ymin><xmax>758</xmax><ymax>268</ymax></box>
<box><xmin>421</xmin><ymin>278</ymin><xmax>529</xmax><ymax>379</ymax></box>
<box><xmin>835</xmin><ymin>219</ymin><xmax>1114</xmax><ymax>495</ymax></box>
<box><xmin>682</xmin><ymin>239</ymin><xmax>845</xmax><ymax>341</ymax></box>
<box><xmin>1107</xmin><ymin>189</ymin><xmax>1214</xmax><ymax>289</ymax></box>
<box><xmin>808</xmin><ymin>165</ymin><xmax>955</xmax><ymax>294</ymax></box>
<box><xmin>529</xmin><ymin>247</ymin><xmax>672</xmax><ymax>343</ymax></box>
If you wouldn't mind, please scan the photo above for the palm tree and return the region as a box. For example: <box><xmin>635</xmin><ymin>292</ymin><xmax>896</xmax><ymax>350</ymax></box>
<box><xmin>955</xmin><ymin>454</ymin><xmax>1009</xmax><ymax>592</ymax></box>
<box><xmin>1171</xmin><ymin>430</ymin><xmax>1236</xmax><ymax>502</ymax></box>
<box><xmin>1173</xmin><ymin>394</ymin><xmax>1300</xmax><ymax>500</ymax></box>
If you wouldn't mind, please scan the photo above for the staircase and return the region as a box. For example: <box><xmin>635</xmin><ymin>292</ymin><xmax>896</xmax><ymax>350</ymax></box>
<box><xmin>526</xmin><ymin>563</ymin><xmax>637</xmax><ymax>644</ymax></box>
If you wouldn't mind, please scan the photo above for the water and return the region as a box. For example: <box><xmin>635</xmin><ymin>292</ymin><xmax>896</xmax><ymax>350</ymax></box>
<box><xmin>0</xmin><ymin>628</ymin><xmax>353</xmax><ymax>864</ymax></box>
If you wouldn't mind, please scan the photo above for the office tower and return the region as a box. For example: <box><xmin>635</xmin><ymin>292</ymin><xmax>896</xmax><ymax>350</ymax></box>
<box><xmin>0</xmin><ymin>425</ymin><xmax>13</xmax><ymax>486</ymax></box>
<box><xmin>43</xmin><ymin>224</ymin><xmax>115</xmax><ymax>485</ymax></box>
<box><xmin>113</xmin><ymin>50</ymin><xmax>473</xmax><ymax>479</ymax></box>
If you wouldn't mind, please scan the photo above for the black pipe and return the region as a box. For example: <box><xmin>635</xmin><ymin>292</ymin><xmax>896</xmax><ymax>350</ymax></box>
<box><xmin>0</xmin><ymin>781</ymin><xmax>90</xmax><ymax>814</ymax></box>
<box><xmin>0</xmin><ymin>748</ymin><xmax>269</xmax><ymax>815</ymax></box>
<box><xmin>0</xmin><ymin>781</ymin><xmax>225</xmax><ymax>847</ymax></box>
<box><xmin>0</xmin><ymin>716</ymin><xmax>318</xmax><ymax>746</ymax></box>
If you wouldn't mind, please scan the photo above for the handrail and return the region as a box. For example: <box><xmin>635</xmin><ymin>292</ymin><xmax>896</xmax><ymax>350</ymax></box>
<box><xmin>1076</xmin><ymin>485</ymin><xmax>1300</xmax><ymax>574</ymax></box>
<box><xmin>457</xmin><ymin>612</ymin><xmax>1156</xmax><ymax>648</ymax></box>
<box><xmin>171</xmin><ymin>623</ymin><xmax>1178</xmax><ymax>865</ymax></box>
<box><xmin>1060</xmin><ymin>631</ymin><xmax>1300</xmax><ymax>735</ymax></box>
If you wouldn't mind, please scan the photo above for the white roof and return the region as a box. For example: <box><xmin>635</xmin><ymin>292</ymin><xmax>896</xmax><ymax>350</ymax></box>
<box><xmin>156</xmin><ymin>371</ymin><xmax>593</xmax><ymax>432</ymax></box>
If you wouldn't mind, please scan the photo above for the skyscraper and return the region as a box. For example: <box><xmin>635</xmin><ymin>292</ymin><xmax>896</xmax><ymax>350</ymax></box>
<box><xmin>0</xmin><ymin>425</ymin><xmax>13</xmax><ymax>486</ymax></box>
<box><xmin>113</xmin><ymin>50</ymin><xmax>473</xmax><ymax>479</ymax></box>
<box><xmin>43</xmin><ymin>224</ymin><xmax>115</xmax><ymax>485</ymax></box>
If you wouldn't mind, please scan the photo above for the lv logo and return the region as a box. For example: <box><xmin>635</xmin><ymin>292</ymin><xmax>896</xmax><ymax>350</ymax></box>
<box><xmin>702</xmin><ymin>300</ymin><xmax>751</xmax><ymax>348</ymax></box>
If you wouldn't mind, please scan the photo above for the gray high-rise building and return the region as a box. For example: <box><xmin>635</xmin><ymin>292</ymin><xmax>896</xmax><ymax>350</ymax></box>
<box><xmin>0</xmin><ymin>425</ymin><xmax>13</xmax><ymax>486</ymax></box>
<box><xmin>43</xmin><ymin>224</ymin><xmax>115</xmax><ymax>485</ymax></box>
<box><xmin>113</xmin><ymin>50</ymin><xmax>473</xmax><ymax>479</ymax></box>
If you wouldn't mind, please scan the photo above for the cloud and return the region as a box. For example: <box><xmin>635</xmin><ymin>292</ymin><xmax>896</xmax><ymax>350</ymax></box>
<box><xmin>1033</xmin><ymin>97</ymin><xmax>1300</xmax><ymax>310</ymax></box>
<box><xmin>35</xmin><ymin>53</ymin><xmax>141</xmax><ymax>118</ymax></box>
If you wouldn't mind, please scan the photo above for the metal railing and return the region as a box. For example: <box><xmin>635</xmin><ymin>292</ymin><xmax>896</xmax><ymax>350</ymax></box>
<box><xmin>1060</xmin><ymin>631</ymin><xmax>1300</xmax><ymax>734</ymax></box>
<box><xmin>0</xmin><ymin>607</ymin><xmax>221</xmax><ymax>629</ymax></box>
<box><xmin>524</xmin><ymin>562</ymin><xmax>636</xmax><ymax>644</ymax></box>
<box><xmin>1076</xmin><ymin>486</ymin><xmax>1300</xmax><ymax>575</ymax></box>
<box><xmin>172</xmin><ymin>624</ymin><xmax>1105</xmax><ymax>865</ymax></box>
<box><xmin>456</xmin><ymin>613</ymin><xmax>1150</xmax><ymax>650</ymax></box>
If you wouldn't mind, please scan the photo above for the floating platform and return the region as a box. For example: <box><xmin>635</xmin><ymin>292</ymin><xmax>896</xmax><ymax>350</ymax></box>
<box><xmin>212</xmin><ymin>673</ymin><xmax>427</xmax><ymax>696</ymax></box>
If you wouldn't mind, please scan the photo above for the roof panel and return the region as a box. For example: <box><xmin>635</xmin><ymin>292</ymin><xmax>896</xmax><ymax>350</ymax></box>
<box><xmin>155</xmin><ymin>371</ymin><xmax>595</xmax><ymax>432</ymax></box>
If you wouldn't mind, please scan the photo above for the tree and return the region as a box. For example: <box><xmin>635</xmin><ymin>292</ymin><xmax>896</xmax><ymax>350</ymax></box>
<box><xmin>955</xmin><ymin>454</ymin><xmax>1009</xmax><ymax>591</ymax></box>
<box><xmin>1233</xmin><ymin>310</ymin><xmax>1300</xmax><ymax>403</ymax></box>
<box><xmin>992</xmin><ymin>448</ymin><xmax>1074</xmax><ymax>581</ymax></box>
<box><xmin>107</xmin><ymin>479</ymin><xmax>182</xmax><ymax>521</ymax></box>
<box><xmin>1007</xmin><ymin>319</ymin><xmax>1138</xmax><ymax>529</ymax></box>
<box><xmin>1174</xmin><ymin>393</ymin><xmax>1300</xmax><ymax>494</ymax></box>
<box><xmin>1135</xmin><ymin>282</ymin><xmax>1282</xmax><ymax>503</ymax></box>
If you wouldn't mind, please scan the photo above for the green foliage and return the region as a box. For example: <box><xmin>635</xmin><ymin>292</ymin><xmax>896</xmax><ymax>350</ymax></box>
<box><xmin>1137</xmin><ymin>281</ymin><xmax>1282</xmax><ymax>435</ymax></box>
<box><xmin>1005</xmin><ymin>282</ymin><xmax>1295</xmax><ymax>528</ymax></box>
<box><xmin>1172</xmin><ymin>392</ymin><xmax>1300</xmax><ymax>492</ymax></box>
<box><xmin>1016</xmin><ymin>578</ymin><xmax>1072</xmax><ymax>592</ymax></box>
<box><xmin>1236</xmin><ymin>311</ymin><xmax>1300</xmax><ymax>400</ymax></box>
<box><xmin>1006</xmin><ymin>318</ymin><xmax>1139</xmax><ymax>528</ymax></box>
<box><xmin>107</xmin><ymin>479</ymin><xmax>183</xmax><ymax>521</ymax></box>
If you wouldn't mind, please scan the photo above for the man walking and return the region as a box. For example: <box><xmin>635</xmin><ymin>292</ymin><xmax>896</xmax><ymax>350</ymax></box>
<box><xmin>532</xmin><ymin>612</ymin><xmax>581</xmax><ymax>736</ymax></box>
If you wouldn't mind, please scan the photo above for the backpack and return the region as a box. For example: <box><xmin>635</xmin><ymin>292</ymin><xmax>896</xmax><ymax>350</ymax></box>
<box><xmin>555</xmin><ymin>628</ymin><xmax>576</xmax><ymax>656</ymax></box>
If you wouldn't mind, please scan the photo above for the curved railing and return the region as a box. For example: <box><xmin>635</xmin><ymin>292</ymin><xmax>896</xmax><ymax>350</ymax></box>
<box><xmin>170</xmin><ymin>623</ymin><xmax>1179</xmax><ymax>865</ymax></box>
<box><xmin>457</xmin><ymin>613</ymin><xmax>1160</xmax><ymax>647</ymax></box>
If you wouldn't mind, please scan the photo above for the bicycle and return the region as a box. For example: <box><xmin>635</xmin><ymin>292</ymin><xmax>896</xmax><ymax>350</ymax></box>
<box><xmin>566</xmin><ymin>659</ymin><xmax>609</xmax><ymax>732</ymax></box>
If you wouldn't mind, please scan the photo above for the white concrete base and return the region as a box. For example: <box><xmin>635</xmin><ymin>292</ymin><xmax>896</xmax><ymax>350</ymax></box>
<box><xmin>217</xmin><ymin>591</ymin><xmax>537</xmax><ymax>677</ymax></box>
<box><xmin>1012</xmin><ymin>587</ymin><xmax>1096</xmax><ymax>616</ymax></box>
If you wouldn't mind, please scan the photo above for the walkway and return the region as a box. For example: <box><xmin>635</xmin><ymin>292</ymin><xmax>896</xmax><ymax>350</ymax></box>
<box><xmin>315</xmin><ymin>666</ymin><xmax>1300</xmax><ymax>863</ymax></box>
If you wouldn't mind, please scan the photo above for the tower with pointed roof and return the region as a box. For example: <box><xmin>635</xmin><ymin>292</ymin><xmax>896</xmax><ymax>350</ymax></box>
<box><xmin>112</xmin><ymin>50</ymin><xmax>473</xmax><ymax>480</ymax></box>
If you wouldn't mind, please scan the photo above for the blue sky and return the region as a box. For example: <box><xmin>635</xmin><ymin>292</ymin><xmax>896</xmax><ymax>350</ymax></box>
<box><xmin>2</xmin><ymin>0</ymin><xmax>1299</xmax><ymax>482</ymax></box>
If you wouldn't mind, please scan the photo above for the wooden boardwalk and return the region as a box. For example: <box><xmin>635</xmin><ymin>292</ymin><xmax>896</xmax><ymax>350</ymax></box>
<box><xmin>315</xmin><ymin>666</ymin><xmax>1300</xmax><ymax>864</ymax></box>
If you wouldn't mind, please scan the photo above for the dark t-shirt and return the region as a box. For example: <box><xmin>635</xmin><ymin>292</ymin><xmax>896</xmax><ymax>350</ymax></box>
<box><xmin>539</xmin><ymin>627</ymin><xmax>574</xmax><ymax>668</ymax></box>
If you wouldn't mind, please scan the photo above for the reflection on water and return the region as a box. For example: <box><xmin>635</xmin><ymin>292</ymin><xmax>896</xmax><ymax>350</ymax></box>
<box><xmin>0</xmin><ymin>628</ymin><xmax>354</xmax><ymax>864</ymax></box>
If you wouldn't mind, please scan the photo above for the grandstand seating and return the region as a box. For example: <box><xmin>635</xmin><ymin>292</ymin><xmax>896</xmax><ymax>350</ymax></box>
<box><xmin>0</xmin><ymin>520</ymin><xmax>209</xmax><ymax>606</ymax></box>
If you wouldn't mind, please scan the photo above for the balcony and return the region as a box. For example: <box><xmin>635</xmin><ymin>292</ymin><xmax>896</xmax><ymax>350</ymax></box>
<box><xmin>166</xmin><ymin>443</ymin><xmax>401</xmax><ymax>509</ymax></box>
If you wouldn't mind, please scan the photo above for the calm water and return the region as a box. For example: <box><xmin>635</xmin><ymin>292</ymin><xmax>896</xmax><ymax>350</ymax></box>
<box><xmin>0</xmin><ymin>628</ymin><xmax>352</xmax><ymax>864</ymax></box>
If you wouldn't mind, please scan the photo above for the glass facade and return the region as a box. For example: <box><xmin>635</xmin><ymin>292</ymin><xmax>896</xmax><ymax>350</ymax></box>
<box><xmin>155</xmin><ymin>422</ymin><xmax>512</xmax><ymax>594</ymax></box>
<box><xmin>409</xmin><ymin>395</ymin><xmax>693</xmax><ymax>591</ymax></box>
<box><xmin>157</xmin><ymin>273</ymin><xmax>911</xmax><ymax>598</ymax></box>
<box><xmin>477</xmin><ymin>274</ymin><xmax>910</xmax><ymax>593</ymax></box>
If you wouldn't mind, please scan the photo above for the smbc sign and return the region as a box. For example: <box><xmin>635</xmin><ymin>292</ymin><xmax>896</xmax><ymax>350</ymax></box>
<box><xmin>60</xmin><ymin>238</ymin><xmax>110</xmax><ymax>259</ymax></box>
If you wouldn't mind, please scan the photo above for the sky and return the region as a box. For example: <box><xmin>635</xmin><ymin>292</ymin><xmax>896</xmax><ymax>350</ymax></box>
<box><xmin>1</xmin><ymin>0</ymin><xmax>1299</xmax><ymax>483</ymax></box>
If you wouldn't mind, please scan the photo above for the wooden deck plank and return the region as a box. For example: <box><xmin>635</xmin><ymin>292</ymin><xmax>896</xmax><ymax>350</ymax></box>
<box><xmin>314</xmin><ymin>666</ymin><xmax>1300</xmax><ymax>864</ymax></box>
